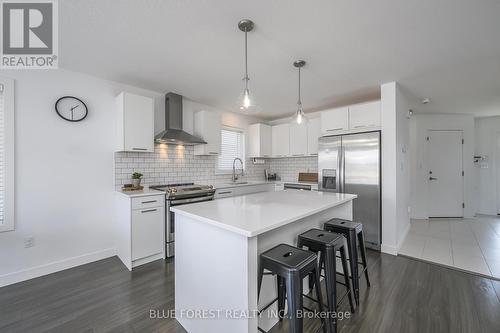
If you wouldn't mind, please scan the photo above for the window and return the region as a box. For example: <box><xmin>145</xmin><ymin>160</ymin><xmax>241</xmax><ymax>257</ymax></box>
<box><xmin>217</xmin><ymin>127</ymin><xmax>245</xmax><ymax>174</ymax></box>
<box><xmin>0</xmin><ymin>78</ymin><xmax>14</xmax><ymax>232</ymax></box>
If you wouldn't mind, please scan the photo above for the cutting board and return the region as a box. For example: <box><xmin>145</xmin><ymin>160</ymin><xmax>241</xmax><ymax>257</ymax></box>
<box><xmin>298</xmin><ymin>172</ymin><xmax>318</xmax><ymax>183</ymax></box>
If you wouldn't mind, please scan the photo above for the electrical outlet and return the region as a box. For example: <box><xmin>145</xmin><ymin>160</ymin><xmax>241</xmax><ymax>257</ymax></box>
<box><xmin>24</xmin><ymin>237</ymin><xmax>35</xmax><ymax>248</ymax></box>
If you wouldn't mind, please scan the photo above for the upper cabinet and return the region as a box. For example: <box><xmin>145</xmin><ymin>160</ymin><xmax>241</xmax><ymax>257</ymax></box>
<box><xmin>248</xmin><ymin>123</ymin><xmax>272</xmax><ymax>158</ymax></box>
<box><xmin>249</xmin><ymin>122</ymin><xmax>315</xmax><ymax>158</ymax></box>
<box><xmin>194</xmin><ymin>110</ymin><xmax>221</xmax><ymax>156</ymax></box>
<box><xmin>307</xmin><ymin>118</ymin><xmax>321</xmax><ymax>155</ymax></box>
<box><xmin>271</xmin><ymin>124</ymin><xmax>290</xmax><ymax>157</ymax></box>
<box><xmin>320</xmin><ymin>101</ymin><xmax>381</xmax><ymax>134</ymax></box>
<box><xmin>116</xmin><ymin>92</ymin><xmax>154</xmax><ymax>153</ymax></box>
<box><xmin>349</xmin><ymin>101</ymin><xmax>381</xmax><ymax>129</ymax></box>
<box><xmin>289</xmin><ymin>123</ymin><xmax>308</xmax><ymax>156</ymax></box>
<box><xmin>321</xmin><ymin>107</ymin><xmax>349</xmax><ymax>134</ymax></box>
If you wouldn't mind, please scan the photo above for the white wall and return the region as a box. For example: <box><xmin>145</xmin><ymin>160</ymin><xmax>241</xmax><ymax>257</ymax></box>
<box><xmin>409</xmin><ymin>114</ymin><xmax>475</xmax><ymax>219</ymax></box>
<box><xmin>0</xmin><ymin>69</ymin><xmax>165</xmax><ymax>286</ymax></box>
<box><xmin>380</xmin><ymin>82</ymin><xmax>411</xmax><ymax>255</ymax></box>
<box><xmin>475</xmin><ymin>116</ymin><xmax>500</xmax><ymax>215</ymax></box>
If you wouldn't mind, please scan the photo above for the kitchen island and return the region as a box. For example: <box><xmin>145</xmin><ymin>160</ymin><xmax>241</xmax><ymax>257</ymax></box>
<box><xmin>171</xmin><ymin>190</ymin><xmax>357</xmax><ymax>333</ymax></box>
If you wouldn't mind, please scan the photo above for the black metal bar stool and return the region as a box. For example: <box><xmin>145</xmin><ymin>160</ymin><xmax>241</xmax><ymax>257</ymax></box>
<box><xmin>324</xmin><ymin>219</ymin><xmax>371</xmax><ymax>306</ymax></box>
<box><xmin>258</xmin><ymin>244</ymin><xmax>327</xmax><ymax>333</ymax></box>
<box><xmin>297</xmin><ymin>229</ymin><xmax>355</xmax><ymax>333</ymax></box>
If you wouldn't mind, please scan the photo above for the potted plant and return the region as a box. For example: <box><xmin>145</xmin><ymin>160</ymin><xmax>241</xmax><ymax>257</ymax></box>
<box><xmin>131</xmin><ymin>172</ymin><xmax>143</xmax><ymax>188</ymax></box>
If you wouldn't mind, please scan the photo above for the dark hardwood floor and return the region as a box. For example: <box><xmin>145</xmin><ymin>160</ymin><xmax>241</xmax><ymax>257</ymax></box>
<box><xmin>1</xmin><ymin>251</ymin><xmax>499</xmax><ymax>333</ymax></box>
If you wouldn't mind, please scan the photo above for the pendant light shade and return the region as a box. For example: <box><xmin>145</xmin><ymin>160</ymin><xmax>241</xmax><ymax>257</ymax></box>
<box><xmin>291</xmin><ymin>60</ymin><xmax>308</xmax><ymax>125</ymax></box>
<box><xmin>237</xmin><ymin>19</ymin><xmax>256</xmax><ymax>111</ymax></box>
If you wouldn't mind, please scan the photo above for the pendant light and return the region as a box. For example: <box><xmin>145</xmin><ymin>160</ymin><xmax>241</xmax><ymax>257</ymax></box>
<box><xmin>292</xmin><ymin>60</ymin><xmax>307</xmax><ymax>124</ymax></box>
<box><xmin>238</xmin><ymin>19</ymin><xmax>254</xmax><ymax>111</ymax></box>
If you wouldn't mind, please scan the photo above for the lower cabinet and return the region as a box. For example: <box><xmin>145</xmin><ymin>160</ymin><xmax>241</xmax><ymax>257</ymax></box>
<box><xmin>116</xmin><ymin>193</ymin><xmax>165</xmax><ymax>270</ymax></box>
<box><xmin>131</xmin><ymin>207</ymin><xmax>164</xmax><ymax>260</ymax></box>
<box><xmin>214</xmin><ymin>183</ymin><xmax>274</xmax><ymax>199</ymax></box>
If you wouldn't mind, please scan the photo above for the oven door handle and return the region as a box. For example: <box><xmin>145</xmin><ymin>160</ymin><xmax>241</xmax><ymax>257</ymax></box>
<box><xmin>169</xmin><ymin>195</ymin><xmax>215</xmax><ymax>206</ymax></box>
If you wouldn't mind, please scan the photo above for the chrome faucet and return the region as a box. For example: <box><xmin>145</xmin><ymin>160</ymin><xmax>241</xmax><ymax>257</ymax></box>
<box><xmin>232</xmin><ymin>157</ymin><xmax>244</xmax><ymax>182</ymax></box>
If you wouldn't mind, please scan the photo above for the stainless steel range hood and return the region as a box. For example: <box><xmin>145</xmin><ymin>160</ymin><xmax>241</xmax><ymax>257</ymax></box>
<box><xmin>155</xmin><ymin>93</ymin><xmax>207</xmax><ymax>145</ymax></box>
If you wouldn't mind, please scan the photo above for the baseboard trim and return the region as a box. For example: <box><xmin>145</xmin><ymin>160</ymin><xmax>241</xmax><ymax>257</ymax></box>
<box><xmin>0</xmin><ymin>248</ymin><xmax>116</xmax><ymax>288</ymax></box>
<box><xmin>397</xmin><ymin>222</ymin><xmax>411</xmax><ymax>251</ymax></box>
<box><xmin>381</xmin><ymin>244</ymin><xmax>398</xmax><ymax>256</ymax></box>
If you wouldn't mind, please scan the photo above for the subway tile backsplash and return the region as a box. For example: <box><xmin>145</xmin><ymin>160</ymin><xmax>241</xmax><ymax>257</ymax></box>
<box><xmin>114</xmin><ymin>144</ymin><xmax>270</xmax><ymax>187</ymax></box>
<box><xmin>269</xmin><ymin>156</ymin><xmax>318</xmax><ymax>182</ymax></box>
<box><xmin>114</xmin><ymin>145</ymin><xmax>319</xmax><ymax>187</ymax></box>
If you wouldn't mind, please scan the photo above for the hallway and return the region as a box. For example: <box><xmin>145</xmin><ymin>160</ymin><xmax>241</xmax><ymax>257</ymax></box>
<box><xmin>399</xmin><ymin>215</ymin><xmax>500</xmax><ymax>279</ymax></box>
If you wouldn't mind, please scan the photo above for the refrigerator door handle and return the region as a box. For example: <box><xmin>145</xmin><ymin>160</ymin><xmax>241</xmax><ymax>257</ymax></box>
<box><xmin>339</xmin><ymin>145</ymin><xmax>345</xmax><ymax>193</ymax></box>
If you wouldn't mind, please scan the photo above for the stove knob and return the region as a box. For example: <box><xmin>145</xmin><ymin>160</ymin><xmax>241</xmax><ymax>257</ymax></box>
<box><xmin>208</xmin><ymin>185</ymin><xmax>214</xmax><ymax>189</ymax></box>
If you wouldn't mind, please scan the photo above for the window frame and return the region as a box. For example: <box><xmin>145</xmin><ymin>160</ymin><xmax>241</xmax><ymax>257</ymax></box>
<box><xmin>215</xmin><ymin>126</ymin><xmax>246</xmax><ymax>175</ymax></box>
<box><xmin>0</xmin><ymin>77</ymin><xmax>15</xmax><ymax>233</ymax></box>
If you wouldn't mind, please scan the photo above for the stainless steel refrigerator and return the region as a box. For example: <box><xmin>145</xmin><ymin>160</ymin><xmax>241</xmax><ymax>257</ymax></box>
<box><xmin>318</xmin><ymin>131</ymin><xmax>381</xmax><ymax>250</ymax></box>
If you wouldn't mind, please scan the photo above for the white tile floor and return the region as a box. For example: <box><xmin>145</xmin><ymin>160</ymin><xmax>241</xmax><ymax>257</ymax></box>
<box><xmin>398</xmin><ymin>215</ymin><xmax>500</xmax><ymax>279</ymax></box>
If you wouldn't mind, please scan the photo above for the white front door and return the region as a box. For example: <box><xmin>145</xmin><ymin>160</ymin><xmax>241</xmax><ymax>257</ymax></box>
<box><xmin>427</xmin><ymin>130</ymin><xmax>464</xmax><ymax>218</ymax></box>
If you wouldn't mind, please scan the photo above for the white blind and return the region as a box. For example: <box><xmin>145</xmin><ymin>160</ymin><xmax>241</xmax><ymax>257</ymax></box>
<box><xmin>0</xmin><ymin>85</ymin><xmax>4</xmax><ymax>225</ymax></box>
<box><xmin>218</xmin><ymin>128</ymin><xmax>245</xmax><ymax>171</ymax></box>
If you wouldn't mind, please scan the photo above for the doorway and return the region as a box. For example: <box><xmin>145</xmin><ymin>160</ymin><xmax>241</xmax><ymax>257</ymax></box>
<box><xmin>427</xmin><ymin>130</ymin><xmax>464</xmax><ymax>218</ymax></box>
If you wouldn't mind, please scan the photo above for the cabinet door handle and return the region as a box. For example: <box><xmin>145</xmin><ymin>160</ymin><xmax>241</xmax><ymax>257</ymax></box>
<box><xmin>218</xmin><ymin>191</ymin><xmax>233</xmax><ymax>195</ymax></box>
<box><xmin>141</xmin><ymin>209</ymin><xmax>157</xmax><ymax>213</ymax></box>
<box><xmin>353</xmin><ymin>125</ymin><xmax>365</xmax><ymax>128</ymax></box>
<box><xmin>208</xmin><ymin>152</ymin><xmax>218</xmax><ymax>155</ymax></box>
<box><xmin>292</xmin><ymin>154</ymin><xmax>304</xmax><ymax>156</ymax></box>
<box><xmin>141</xmin><ymin>200</ymin><xmax>157</xmax><ymax>204</ymax></box>
<box><xmin>132</xmin><ymin>147</ymin><xmax>148</xmax><ymax>151</ymax></box>
<box><xmin>327</xmin><ymin>128</ymin><xmax>343</xmax><ymax>131</ymax></box>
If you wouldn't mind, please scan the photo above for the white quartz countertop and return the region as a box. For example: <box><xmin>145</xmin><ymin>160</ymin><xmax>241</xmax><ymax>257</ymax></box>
<box><xmin>213</xmin><ymin>180</ymin><xmax>270</xmax><ymax>189</ymax></box>
<box><xmin>213</xmin><ymin>180</ymin><xmax>318</xmax><ymax>189</ymax></box>
<box><xmin>171</xmin><ymin>190</ymin><xmax>356</xmax><ymax>237</ymax></box>
<box><xmin>116</xmin><ymin>188</ymin><xmax>166</xmax><ymax>198</ymax></box>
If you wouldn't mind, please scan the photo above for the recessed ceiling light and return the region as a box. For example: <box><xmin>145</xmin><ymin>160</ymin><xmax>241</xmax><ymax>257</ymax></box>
<box><xmin>421</xmin><ymin>98</ymin><xmax>431</xmax><ymax>104</ymax></box>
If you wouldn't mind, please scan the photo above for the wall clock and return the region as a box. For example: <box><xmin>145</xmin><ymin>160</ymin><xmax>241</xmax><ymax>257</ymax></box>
<box><xmin>55</xmin><ymin>96</ymin><xmax>88</xmax><ymax>122</ymax></box>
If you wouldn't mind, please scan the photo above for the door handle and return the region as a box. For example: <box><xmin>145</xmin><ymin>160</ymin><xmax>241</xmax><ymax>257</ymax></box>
<box><xmin>429</xmin><ymin>177</ymin><xmax>438</xmax><ymax>181</ymax></box>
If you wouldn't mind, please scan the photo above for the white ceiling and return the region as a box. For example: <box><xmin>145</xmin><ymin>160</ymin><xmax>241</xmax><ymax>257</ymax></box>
<box><xmin>60</xmin><ymin>0</ymin><xmax>500</xmax><ymax>119</ymax></box>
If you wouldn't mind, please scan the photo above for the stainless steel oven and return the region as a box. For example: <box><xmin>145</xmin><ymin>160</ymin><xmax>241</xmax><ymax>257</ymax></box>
<box><xmin>150</xmin><ymin>183</ymin><xmax>215</xmax><ymax>258</ymax></box>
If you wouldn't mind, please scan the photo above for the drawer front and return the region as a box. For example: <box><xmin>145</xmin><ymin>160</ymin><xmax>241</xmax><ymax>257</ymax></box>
<box><xmin>131</xmin><ymin>195</ymin><xmax>165</xmax><ymax>210</ymax></box>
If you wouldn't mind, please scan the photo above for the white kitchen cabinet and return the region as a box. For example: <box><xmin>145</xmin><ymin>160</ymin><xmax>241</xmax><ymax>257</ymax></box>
<box><xmin>214</xmin><ymin>183</ymin><xmax>274</xmax><ymax>199</ymax></box>
<box><xmin>320</xmin><ymin>107</ymin><xmax>349</xmax><ymax>134</ymax></box>
<box><xmin>307</xmin><ymin>118</ymin><xmax>321</xmax><ymax>155</ymax></box>
<box><xmin>116</xmin><ymin>92</ymin><xmax>154</xmax><ymax>152</ymax></box>
<box><xmin>349</xmin><ymin>101</ymin><xmax>381</xmax><ymax>129</ymax></box>
<box><xmin>271</xmin><ymin>124</ymin><xmax>290</xmax><ymax>157</ymax></box>
<box><xmin>116</xmin><ymin>193</ymin><xmax>165</xmax><ymax>270</ymax></box>
<box><xmin>131</xmin><ymin>207</ymin><xmax>164</xmax><ymax>260</ymax></box>
<box><xmin>194</xmin><ymin>110</ymin><xmax>221</xmax><ymax>155</ymax></box>
<box><xmin>248</xmin><ymin>123</ymin><xmax>272</xmax><ymax>158</ymax></box>
<box><xmin>289</xmin><ymin>123</ymin><xmax>308</xmax><ymax>156</ymax></box>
